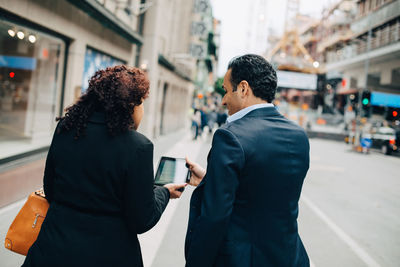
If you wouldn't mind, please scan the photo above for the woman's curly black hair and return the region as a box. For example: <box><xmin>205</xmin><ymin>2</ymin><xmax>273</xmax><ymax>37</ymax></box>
<box><xmin>57</xmin><ymin>65</ymin><xmax>149</xmax><ymax>139</ymax></box>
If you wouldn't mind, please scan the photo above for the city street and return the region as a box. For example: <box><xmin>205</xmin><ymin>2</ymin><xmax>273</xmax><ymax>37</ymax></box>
<box><xmin>1</xmin><ymin>0</ymin><xmax>400</xmax><ymax>266</ymax></box>
<box><xmin>1</xmin><ymin>130</ymin><xmax>399</xmax><ymax>267</ymax></box>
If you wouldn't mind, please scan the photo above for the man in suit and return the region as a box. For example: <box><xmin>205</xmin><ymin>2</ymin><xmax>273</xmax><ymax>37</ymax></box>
<box><xmin>185</xmin><ymin>54</ymin><xmax>310</xmax><ymax>267</ymax></box>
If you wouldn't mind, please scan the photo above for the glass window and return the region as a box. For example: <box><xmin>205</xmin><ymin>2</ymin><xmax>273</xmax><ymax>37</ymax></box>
<box><xmin>0</xmin><ymin>19</ymin><xmax>65</xmax><ymax>160</ymax></box>
<box><xmin>81</xmin><ymin>47</ymin><xmax>125</xmax><ymax>93</ymax></box>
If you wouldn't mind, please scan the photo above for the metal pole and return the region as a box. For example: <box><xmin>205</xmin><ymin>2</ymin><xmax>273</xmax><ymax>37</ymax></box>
<box><xmin>355</xmin><ymin>12</ymin><xmax>372</xmax><ymax>146</ymax></box>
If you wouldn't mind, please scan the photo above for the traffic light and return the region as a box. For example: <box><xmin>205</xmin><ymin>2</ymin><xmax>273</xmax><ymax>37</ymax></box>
<box><xmin>361</xmin><ymin>91</ymin><xmax>371</xmax><ymax>117</ymax></box>
<box><xmin>387</xmin><ymin>108</ymin><xmax>400</xmax><ymax>121</ymax></box>
<box><xmin>361</xmin><ymin>91</ymin><xmax>370</xmax><ymax>106</ymax></box>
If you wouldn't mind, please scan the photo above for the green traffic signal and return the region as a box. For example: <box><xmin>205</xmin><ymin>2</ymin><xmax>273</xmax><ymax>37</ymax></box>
<box><xmin>362</xmin><ymin>98</ymin><xmax>369</xmax><ymax>105</ymax></box>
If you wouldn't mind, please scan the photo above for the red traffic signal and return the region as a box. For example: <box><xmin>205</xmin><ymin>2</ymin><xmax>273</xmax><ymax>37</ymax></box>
<box><xmin>9</xmin><ymin>72</ymin><xmax>15</xmax><ymax>78</ymax></box>
<box><xmin>393</xmin><ymin>111</ymin><xmax>398</xmax><ymax>117</ymax></box>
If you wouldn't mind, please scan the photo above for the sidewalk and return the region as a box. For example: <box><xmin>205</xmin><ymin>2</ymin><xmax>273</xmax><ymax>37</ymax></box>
<box><xmin>0</xmin><ymin>128</ymin><xmax>212</xmax><ymax>267</ymax></box>
<box><xmin>140</xmin><ymin>131</ymin><xmax>212</xmax><ymax>267</ymax></box>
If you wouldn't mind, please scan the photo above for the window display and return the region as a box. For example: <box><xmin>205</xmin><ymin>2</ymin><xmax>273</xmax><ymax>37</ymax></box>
<box><xmin>0</xmin><ymin>19</ymin><xmax>65</xmax><ymax>160</ymax></box>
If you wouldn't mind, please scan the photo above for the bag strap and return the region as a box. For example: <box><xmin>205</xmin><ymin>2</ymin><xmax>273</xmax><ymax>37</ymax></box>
<box><xmin>34</xmin><ymin>188</ymin><xmax>46</xmax><ymax>198</ymax></box>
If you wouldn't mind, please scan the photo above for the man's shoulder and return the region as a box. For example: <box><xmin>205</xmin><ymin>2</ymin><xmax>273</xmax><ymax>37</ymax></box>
<box><xmin>222</xmin><ymin>111</ymin><xmax>308</xmax><ymax>140</ymax></box>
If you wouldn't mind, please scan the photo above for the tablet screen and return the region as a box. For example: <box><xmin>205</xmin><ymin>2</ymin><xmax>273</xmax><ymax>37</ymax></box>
<box><xmin>154</xmin><ymin>157</ymin><xmax>189</xmax><ymax>185</ymax></box>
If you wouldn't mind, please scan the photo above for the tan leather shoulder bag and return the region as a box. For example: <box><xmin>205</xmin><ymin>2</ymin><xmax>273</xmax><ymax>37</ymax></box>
<box><xmin>4</xmin><ymin>189</ymin><xmax>49</xmax><ymax>256</ymax></box>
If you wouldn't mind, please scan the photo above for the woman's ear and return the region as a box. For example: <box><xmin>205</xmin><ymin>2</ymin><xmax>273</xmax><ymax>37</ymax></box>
<box><xmin>132</xmin><ymin>103</ymin><xmax>144</xmax><ymax>130</ymax></box>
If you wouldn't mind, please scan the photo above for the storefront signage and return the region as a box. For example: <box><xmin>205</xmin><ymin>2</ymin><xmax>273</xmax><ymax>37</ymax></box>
<box><xmin>277</xmin><ymin>70</ymin><xmax>317</xmax><ymax>90</ymax></box>
<box><xmin>371</xmin><ymin>92</ymin><xmax>400</xmax><ymax>108</ymax></box>
<box><xmin>0</xmin><ymin>55</ymin><xmax>37</xmax><ymax>70</ymax></box>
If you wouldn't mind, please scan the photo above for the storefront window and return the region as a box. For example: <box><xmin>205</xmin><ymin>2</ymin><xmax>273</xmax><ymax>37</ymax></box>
<box><xmin>0</xmin><ymin>19</ymin><xmax>65</xmax><ymax>160</ymax></box>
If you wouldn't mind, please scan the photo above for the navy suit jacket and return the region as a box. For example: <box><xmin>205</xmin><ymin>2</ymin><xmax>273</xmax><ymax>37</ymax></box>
<box><xmin>185</xmin><ymin>107</ymin><xmax>310</xmax><ymax>267</ymax></box>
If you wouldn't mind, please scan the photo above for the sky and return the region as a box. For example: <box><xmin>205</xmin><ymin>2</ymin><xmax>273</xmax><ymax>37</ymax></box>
<box><xmin>211</xmin><ymin>0</ymin><xmax>335</xmax><ymax>76</ymax></box>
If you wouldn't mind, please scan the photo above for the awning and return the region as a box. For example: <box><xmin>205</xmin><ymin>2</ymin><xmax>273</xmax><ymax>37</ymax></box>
<box><xmin>66</xmin><ymin>0</ymin><xmax>143</xmax><ymax>45</ymax></box>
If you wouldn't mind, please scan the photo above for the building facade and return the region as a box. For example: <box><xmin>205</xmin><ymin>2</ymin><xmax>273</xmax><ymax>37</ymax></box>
<box><xmin>299</xmin><ymin>0</ymin><xmax>400</xmax><ymax>119</ymax></box>
<box><xmin>325</xmin><ymin>0</ymin><xmax>400</xmax><ymax>99</ymax></box>
<box><xmin>0</xmin><ymin>0</ymin><xmax>213</xmax><ymax>207</ymax></box>
<box><xmin>139</xmin><ymin>0</ymin><xmax>196</xmax><ymax>137</ymax></box>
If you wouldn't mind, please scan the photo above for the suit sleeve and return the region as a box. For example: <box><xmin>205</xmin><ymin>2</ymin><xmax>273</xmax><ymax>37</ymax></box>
<box><xmin>186</xmin><ymin>128</ymin><xmax>245</xmax><ymax>267</ymax></box>
<box><xmin>124</xmin><ymin>140</ymin><xmax>170</xmax><ymax>234</ymax></box>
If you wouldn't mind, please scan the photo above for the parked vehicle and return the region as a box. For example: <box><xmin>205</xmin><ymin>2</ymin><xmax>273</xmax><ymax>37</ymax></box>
<box><xmin>345</xmin><ymin>126</ymin><xmax>397</xmax><ymax>155</ymax></box>
<box><xmin>368</xmin><ymin>127</ymin><xmax>397</xmax><ymax>155</ymax></box>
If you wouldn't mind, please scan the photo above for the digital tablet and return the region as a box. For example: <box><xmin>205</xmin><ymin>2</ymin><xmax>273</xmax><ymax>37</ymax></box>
<box><xmin>154</xmin><ymin>156</ymin><xmax>190</xmax><ymax>186</ymax></box>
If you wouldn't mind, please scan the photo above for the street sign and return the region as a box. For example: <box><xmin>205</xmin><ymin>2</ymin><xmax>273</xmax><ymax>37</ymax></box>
<box><xmin>191</xmin><ymin>22</ymin><xmax>207</xmax><ymax>37</ymax></box>
<box><xmin>193</xmin><ymin>0</ymin><xmax>209</xmax><ymax>13</ymax></box>
<box><xmin>190</xmin><ymin>43</ymin><xmax>206</xmax><ymax>59</ymax></box>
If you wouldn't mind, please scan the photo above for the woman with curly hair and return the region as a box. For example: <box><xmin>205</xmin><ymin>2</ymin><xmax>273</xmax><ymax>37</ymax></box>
<box><xmin>23</xmin><ymin>65</ymin><xmax>186</xmax><ymax>267</ymax></box>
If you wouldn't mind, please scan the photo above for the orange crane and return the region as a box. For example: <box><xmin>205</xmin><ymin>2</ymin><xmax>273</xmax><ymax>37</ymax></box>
<box><xmin>267</xmin><ymin>0</ymin><xmax>320</xmax><ymax>74</ymax></box>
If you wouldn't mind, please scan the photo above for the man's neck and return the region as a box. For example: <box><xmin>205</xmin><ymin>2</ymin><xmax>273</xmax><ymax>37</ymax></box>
<box><xmin>242</xmin><ymin>98</ymin><xmax>269</xmax><ymax>109</ymax></box>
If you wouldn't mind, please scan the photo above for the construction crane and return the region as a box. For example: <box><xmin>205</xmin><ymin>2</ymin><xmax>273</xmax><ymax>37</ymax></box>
<box><xmin>267</xmin><ymin>0</ymin><xmax>319</xmax><ymax>74</ymax></box>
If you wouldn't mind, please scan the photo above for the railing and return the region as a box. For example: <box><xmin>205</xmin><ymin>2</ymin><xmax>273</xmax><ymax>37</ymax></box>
<box><xmin>317</xmin><ymin>30</ymin><xmax>352</xmax><ymax>53</ymax></box>
<box><xmin>352</xmin><ymin>0</ymin><xmax>400</xmax><ymax>35</ymax></box>
<box><xmin>325</xmin><ymin>19</ymin><xmax>400</xmax><ymax>64</ymax></box>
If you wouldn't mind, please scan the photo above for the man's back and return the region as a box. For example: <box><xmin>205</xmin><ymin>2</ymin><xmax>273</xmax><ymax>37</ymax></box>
<box><xmin>185</xmin><ymin>107</ymin><xmax>310</xmax><ymax>267</ymax></box>
<box><xmin>220</xmin><ymin>107</ymin><xmax>309</xmax><ymax>266</ymax></box>
<box><xmin>185</xmin><ymin>54</ymin><xmax>310</xmax><ymax>267</ymax></box>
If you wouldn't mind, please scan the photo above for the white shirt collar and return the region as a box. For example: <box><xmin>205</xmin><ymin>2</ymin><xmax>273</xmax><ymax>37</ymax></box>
<box><xmin>227</xmin><ymin>103</ymin><xmax>274</xmax><ymax>123</ymax></box>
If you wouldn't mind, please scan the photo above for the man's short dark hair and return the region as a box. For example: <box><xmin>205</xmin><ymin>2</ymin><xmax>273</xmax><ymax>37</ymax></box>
<box><xmin>227</xmin><ymin>54</ymin><xmax>277</xmax><ymax>102</ymax></box>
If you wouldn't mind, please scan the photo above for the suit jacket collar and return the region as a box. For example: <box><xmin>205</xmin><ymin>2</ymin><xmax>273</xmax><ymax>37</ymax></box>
<box><xmin>88</xmin><ymin>112</ymin><xmax>106</xmax><ymax>124</ymax></box>
<box><xmin>238</xmin><ymin>106</ymin><xmax>281</xmax><ymax>120</ymax></box>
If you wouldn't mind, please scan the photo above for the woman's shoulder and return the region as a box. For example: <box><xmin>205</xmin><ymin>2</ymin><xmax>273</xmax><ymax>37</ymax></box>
<box><xmin>126</xmin><ymin>129</ymin><xmax>153</xmax><ymax>148</ymax></box>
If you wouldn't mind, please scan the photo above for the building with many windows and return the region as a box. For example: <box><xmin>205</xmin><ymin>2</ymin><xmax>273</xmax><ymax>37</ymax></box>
<box><xmin>0</xmin><ymin>0</ymin><xmax>145</xmax><ymax>206</ymax></box>
<box><xmin>0</xmin><ymin>0</ymin><xmax>217</xmax><ymax>207</ymax></box>
<box><xmin>299</xmin><ymin>0</ymin><xmax>400</xmax><ymax>118</ymax></box>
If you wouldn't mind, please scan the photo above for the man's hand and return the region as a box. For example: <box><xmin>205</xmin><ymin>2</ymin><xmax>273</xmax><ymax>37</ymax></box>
<box><xmin>164</xmin><ymin>183</ymin><xmax>187</xmax><ymax>199</ymax></box>
<box><xmin>185</xmin><ymin>157</ymin><xmax>206</xmax><ymax>187</ymax></box>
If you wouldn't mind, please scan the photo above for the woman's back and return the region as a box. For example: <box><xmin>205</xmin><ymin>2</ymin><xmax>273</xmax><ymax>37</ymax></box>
<box><xmin>23</xmin><ymin>112</ymin><xmax>170</xmax><ymax>267</ymax></box>
<box><xmin>23</xmin><ymin>66</ymin><xmax>186</xmax><ymax>267</ymax></box>
<box><xmin>49</xmin><ymin>112</ymin><xmax>145</xmax><ymax>214</ymax></box>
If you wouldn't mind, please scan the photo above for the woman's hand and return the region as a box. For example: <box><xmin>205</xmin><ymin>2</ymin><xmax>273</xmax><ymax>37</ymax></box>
<box><xmin>185</xmin><ymin>157</ymin><xmax>206</xmax><ymax>187</ymax></box>
<box><xmin>164</xmin><ymin>183</ymin><xmax>187</xmax><ymax>199</ymax></box>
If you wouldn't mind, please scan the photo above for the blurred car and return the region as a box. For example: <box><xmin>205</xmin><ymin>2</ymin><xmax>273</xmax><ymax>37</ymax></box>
<box><xmin>345</xmin><ymin>126</ymin><xmax>397</xmax><ymax>155</ymax></box>
<box><xmin>394</xmin><ymin>126</ymin><xmax>400</xmax><ymax>148</ymax></box>
<box><xmin>368</xmin><ymin>127</ymin><xmax>397</xmax><ymax>155</ymax></box>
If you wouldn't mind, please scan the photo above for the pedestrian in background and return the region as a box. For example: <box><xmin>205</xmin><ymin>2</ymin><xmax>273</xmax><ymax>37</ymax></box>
<box><xmin>185</xmin><ymin>55</ymin><xmax>310</xmax><ymax>267</ymax></box>
<box><xmin>200</xmin><ymin>106</ymin><xmax>209</xmax><ymax>133</ymax></box>
<box><xmin>191</xmin><ymin>108</ymin><xmax>201</xmax><ymax>140</ymax></box>
<box><xmin>207</xmin><ymin>107</ymin><xmax>217</xmax><ymax>133</ymax></box>
<box><xmin>216</xmin><ymin>107</ymin><xmax>228</xmax><ymax>127</ymax></box>
<box><xmin>23</xmin><ymin>65</ymin><xmax>185</xmax><ymax>267</ymax></box>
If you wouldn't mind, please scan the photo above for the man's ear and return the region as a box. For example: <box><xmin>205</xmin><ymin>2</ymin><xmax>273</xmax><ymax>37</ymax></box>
<box><xmin>239</xmin><ymin>80</ymin><xmax>250</xmax><ymax>98</ymax></box>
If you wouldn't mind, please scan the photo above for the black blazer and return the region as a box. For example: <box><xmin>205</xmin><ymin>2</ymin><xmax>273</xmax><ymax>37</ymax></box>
<box><xmin>23</xmin><ymin>112</ymin><xmax>169</xmax><ymax>267</ymax></box>
<box><xmin>185</xmin><ymin>107</ymin><xmax>310</xmax><ymax>267</ymax></box>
